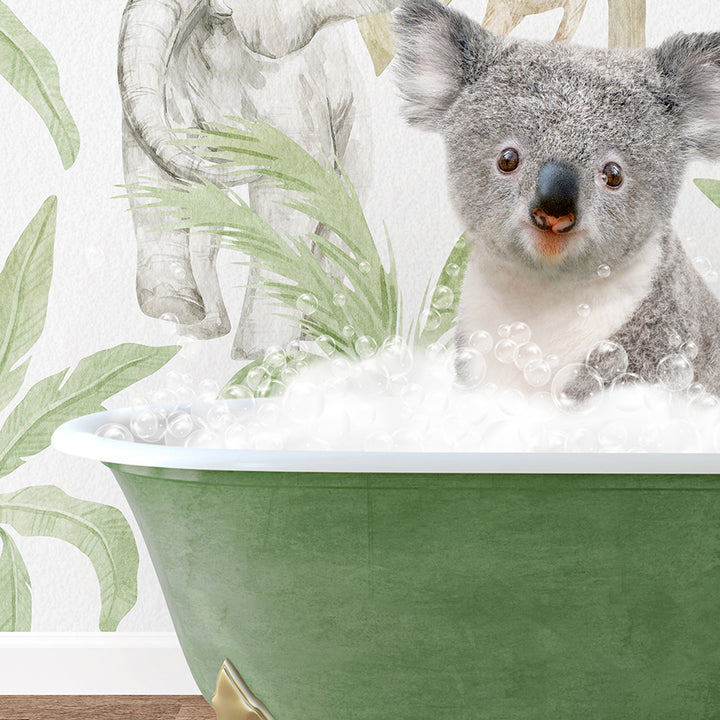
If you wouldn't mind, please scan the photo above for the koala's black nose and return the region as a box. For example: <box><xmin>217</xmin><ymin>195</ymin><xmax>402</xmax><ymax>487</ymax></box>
<box><xmin>532</xmin><ymin>161</ymin><xmax>579</xmax><ymax>233</ymax></box>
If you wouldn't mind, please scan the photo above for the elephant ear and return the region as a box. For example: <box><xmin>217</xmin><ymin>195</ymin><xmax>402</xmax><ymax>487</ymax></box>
<box><xmin>392</xmin><ymin>0</ymin><xmax>501</xmax><ymax>130</ymax></box>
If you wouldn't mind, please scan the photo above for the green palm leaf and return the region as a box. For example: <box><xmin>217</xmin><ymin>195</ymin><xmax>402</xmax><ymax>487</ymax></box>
<box><xmin>0</xmin><ymin>486</ymin><xmax>138</xmax><ymax>631</ymax></box>
<box><xmin>0</xmin><ymin>2</ymin><xmax>80</xmax><ymax>169</ymax></box>
<box><xmin>0</xmin><ymin>196</ymin><xmax>56</xmax><ymax>412</ymax></box>
<box><xmin>0</xmin><ymin>526</ymin><xmax>31</xmax><ymax>631</ymax></box>
<box><xmin>0</xmin><ymin>343</ymin><xmax>179</xmax><ymax>478</ymax></box>
<box><xmin>415</xmin><ymin>235</ymin><xmax>471</xmax><ymax>349</ymax></box>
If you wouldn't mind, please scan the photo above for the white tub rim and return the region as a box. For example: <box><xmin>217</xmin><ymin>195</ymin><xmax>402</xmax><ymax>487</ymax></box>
<box><xmin>50</xmin><ymin>402</ymin><xmax>720</xmax><ymax>475</ymax></box>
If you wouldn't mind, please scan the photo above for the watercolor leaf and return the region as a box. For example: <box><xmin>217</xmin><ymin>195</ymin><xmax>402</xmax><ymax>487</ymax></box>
<box><xmin>0</xmin><ymin>486</ymin><xmax>138</xmax><ymax>631</ymax></box>
<box><xmin>0</xmin><ymin>343</ymin><xmax>180</xmax><ymax>478</ymax></box>
<box><xmin>357</xmin><ymin>14</ymin><xmax>395</xmax><ymax>76</ymax></box>
<box><xmin>0</xmin><ymin>196</ymin><xmax>56</xmax><ymax>412</ymax></box>
<box><xmin>0</xmin><ymin>526</ymin><xmax>31</xmax><ymax>631</ymax></box>
<box><xmin>0</xmin><ymin>2</ymin><xmax>80</xmax><ymax>170</ymax></box>
<box><xmin>0</xmin><ymin>1</ymin><xmax>80</xmax><ymax>169</ymax></box>
<box><xmin>694</xmin><ymin>179</ymin><xmax>720</xmax><ymax>209</ymax></box>
<box><xmin>415</xmin><ymin>235</ymin><xmax>471</xmax><ymax>349</ymax></box>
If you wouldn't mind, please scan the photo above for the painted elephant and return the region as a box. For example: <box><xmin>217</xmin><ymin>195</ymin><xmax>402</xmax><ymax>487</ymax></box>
<box><xmin>119</xmin><ymin>0</ymin><xmax>397</xmax><ymax>359</ymax></box>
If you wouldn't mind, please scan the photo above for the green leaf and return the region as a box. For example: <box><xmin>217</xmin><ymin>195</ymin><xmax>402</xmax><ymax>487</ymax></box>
<box><xmin>0</xmin><ymin>486</ymin><xmax>138</xmax><ymax>631</ymax></box>
<box><xmin>0</xmin><ymin>526</ymin><xmax>31</xmax><ymax>631</ymax></box>
<box><xmin>0</xmin><ymin>2</ymin><xmax>80</xmax><ymax>169</ymax></box>
<box><xmin>0</xmin><ymin>343</ymin><xmax>180</xmax><ymax>477</ymax></box>
<box><xmin>416</xmin><ymin>235</ymin><xmax>471</xmax><ymax>349</ymax></box>
<box><xmin>0</xmin><ymin>196</ymin><xmax>56</xmax><ymax>412</ymax></box>
<box><xmin>694</xmin><ymin>178</ymin><xmax>720</xmax><ymax>209</ymax></box>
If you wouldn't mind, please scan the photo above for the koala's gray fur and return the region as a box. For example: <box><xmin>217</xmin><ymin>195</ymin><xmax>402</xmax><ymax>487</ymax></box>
<box><xmin>393</xmin><ymin>0</ymin><xmax>720</xmax><ymax>395</ymax></box>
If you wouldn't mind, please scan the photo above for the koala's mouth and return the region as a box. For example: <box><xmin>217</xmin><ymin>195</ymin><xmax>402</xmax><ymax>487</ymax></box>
<box><xmin>525</xmin><ymin>223</ymin><xmax>583</xmax><ymax>261</ymax></box>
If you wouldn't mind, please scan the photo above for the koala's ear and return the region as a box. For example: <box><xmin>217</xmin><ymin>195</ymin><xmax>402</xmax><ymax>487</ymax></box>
<box><xmin>393</xmin><ymin>0</ymin><xmax>500</xmax><ymax>130</ymax></box>
<box><xmin>654</xmin><ymin>32</ymin><xmax>720</xmax><ymax>160</ymax></box>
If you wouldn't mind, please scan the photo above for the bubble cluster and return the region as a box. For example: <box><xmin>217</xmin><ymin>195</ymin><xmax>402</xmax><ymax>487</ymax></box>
<box><xmin>95</xmin><ymin>318</ymin><xmax>720</xmax><ymax>454</ymax></box>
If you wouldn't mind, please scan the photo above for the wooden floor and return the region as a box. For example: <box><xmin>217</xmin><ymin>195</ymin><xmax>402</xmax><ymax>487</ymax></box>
<box><xmin>0</xmin><ymin>696</ymin><xmax>216</xmax><ymax>720</ymax></box>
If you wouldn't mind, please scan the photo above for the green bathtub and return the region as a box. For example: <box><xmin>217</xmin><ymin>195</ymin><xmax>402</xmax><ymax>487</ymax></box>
<box><xmin>53</xmin><ymin>407</ymin><xmax>720</xmax><ymax>719</ymax></box>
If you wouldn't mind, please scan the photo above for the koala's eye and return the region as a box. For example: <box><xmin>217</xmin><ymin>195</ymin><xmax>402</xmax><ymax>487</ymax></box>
<box><xmin>602</xmin><ymin>162</ymin><xmax>623</xmax><ymax>188</ymax></box>
<box><xmin>498</xmin><ymin>148</ymin><xmax>520</xmax><ymax>173</ymax></box>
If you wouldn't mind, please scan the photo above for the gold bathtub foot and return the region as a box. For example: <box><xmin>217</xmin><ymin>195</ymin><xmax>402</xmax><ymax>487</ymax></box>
<box><xmin>212</xmin><ymin>659</ymin><xmax>276</xmax><ymax>720</ymax></box>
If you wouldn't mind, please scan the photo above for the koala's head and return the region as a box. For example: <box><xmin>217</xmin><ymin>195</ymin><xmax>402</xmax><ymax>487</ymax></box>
<box><xmin>393</xmin><ymin>0</ymin><xmax>720</xmax><ymax>280</ymax></box>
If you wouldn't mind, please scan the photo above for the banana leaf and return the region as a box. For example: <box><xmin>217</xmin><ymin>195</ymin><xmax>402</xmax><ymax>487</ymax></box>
<box><xmin>0</xmin><ymin>2</ymin><xmax>79</xmax><ymax>168</ymax></box>
<box><xmin>0</xmin><ymin>486</ymin><xmax>138</xmax><ymax>631</ymax></box>
<box><xmin>0</xmin><ymin>526</ymin><xmax>31</xmax><ymax>631</ymax></box>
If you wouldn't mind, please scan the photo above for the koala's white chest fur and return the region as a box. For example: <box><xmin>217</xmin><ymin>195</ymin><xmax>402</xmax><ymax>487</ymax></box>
<box><xmin>458</xmin><ymin>240</ymin><xmax>662</xmax><ymax>387</ymax></box>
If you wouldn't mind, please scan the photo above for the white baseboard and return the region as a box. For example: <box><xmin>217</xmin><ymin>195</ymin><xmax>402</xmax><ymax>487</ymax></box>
<box><xmin>0</xmin><ymin>633</ymin><xmax>201</xmax><ymax>695</ymax></box>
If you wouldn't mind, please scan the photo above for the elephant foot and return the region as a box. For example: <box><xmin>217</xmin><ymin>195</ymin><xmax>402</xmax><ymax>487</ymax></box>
<box><xmin>138</xmin><ymin>283</ymin><xmax>206</xmax><ymax>325</ymax></box>
<box><xmin>176</xmin><ymin>310</ymin><xmax>232</xmax><ymax>340</ymax></box>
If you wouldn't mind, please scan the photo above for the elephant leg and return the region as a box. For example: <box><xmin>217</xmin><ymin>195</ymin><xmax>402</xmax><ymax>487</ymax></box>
<box><xmin>122</xmin><ymin>117</ymin><xmax>205</xmax><ymax>324</ymax></box>
<box><xmin>232</xmin><ymin>185</ymin><xmax>324</xmax><ymax>360</ymax></box>
<box><xmin>177</xmin><ymin>228</ymin><xmax>232</xmax><ymax>339</ymax></box>
<box><xmin>553</xmin><ymin>0</ymin><xmax>588</xmax><ymax>42</ymax></box>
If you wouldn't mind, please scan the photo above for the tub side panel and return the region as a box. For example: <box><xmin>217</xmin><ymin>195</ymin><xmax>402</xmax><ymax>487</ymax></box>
<box><xmin>109</xmin><ymin>465</ymin><xmax>720</xmax><ymax>720</ymax></box>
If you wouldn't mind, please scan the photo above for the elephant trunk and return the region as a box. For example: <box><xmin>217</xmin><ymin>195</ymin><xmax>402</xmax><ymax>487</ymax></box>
<box><xmin>118</xmin><ymin>0</ymin><xmax>247</xmax><ymax>185</ymax></box>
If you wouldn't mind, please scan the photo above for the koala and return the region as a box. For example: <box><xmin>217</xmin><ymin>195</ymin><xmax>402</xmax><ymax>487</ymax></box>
<box><xmin>393</xmin><ymin>0</ymin><xmax>720</xmax><ymax>397</ymax></box>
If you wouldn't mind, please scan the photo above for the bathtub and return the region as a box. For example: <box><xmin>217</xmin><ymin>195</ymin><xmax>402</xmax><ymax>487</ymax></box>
<box><xmin>53</xmin><ymin>403</ymin><xmax>720</xmax><ymax>719</ymax></box>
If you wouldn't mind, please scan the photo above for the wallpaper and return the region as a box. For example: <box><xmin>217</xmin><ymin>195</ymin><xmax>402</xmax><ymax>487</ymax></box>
<box><xmin>0</xmin><ymin>0</ymin><xmax>719</xmax><ymax>634</ymax></box>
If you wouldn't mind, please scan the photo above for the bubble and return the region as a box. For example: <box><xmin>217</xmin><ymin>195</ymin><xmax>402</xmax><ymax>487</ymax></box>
<box><xmin>130</xmin><ymin>409</ymin><xmax>162</xmax><ymax>441</ymax></box>
<box><xmin>453</xmin><ymin>347</ymin><xmax>486</xmax><ymax>389</ymax></box>
<box><xmin>96</xmin><ymin>423</ymin><xmax>134</xmax><ymax>442</ymax></box>
<box><xmin>667</xmin><ymin>328</ymin><xmax>683</xmax><ymax>349</ymax></box>
<box><xmin>523</xmin><ymin>359</ymin><xmax>552</xmax><ymax>388</ymax></box>
<box><xmin>657</xmin><ymin>354</ymin><xmax>694</xmax><ymax>392</ymax></box>
<box><xmin>567</xmin><ymin>427</ymin><xmax>598</xmax><ymax>452</ymax></box>
<box><xmin>225</xmin><ymin>384</ymin><xmax>254</xmax><ymax>401</ymax></box>
<box><xmin>359</xmin><ymin>261</ymin><xmax>371</xmax><ymax>275</ymax></box>
<box><xmin>693</xmin><ymin>256</ymin><xmax>712</xmax><ymax>277</ymax></box>
<box><xmin>514</xmin><ymin>342</ymin><xmax>542</xmax><ymax>370</ymax></box>
<box><xmin>224</xmin><ymin>423</ymin><xmax>251</xmax><ymax>449</ymax></box>
<box><xmin>545</xmin><ymin>354</ymin><xmax>561</xmax><ymax>369</ymax></box>
<box><xmin>508</xmin><ymin>322</ymin><xmax>532</xmax><ymax>345</ymax></box>
<box><xmin>468</xmin><ymin>330</ymin><xmax>493</xmax><ymax>355</ymax></box>
<box><xmin>420</xmin><ymin>308</ymin><xmax>441</xmax><ymax>332</ymax></box>
<box><xmin>585</xmin><ymin>340</ymin><xmax>628</xmax><ymax>382</ymax></box>
<box><xmin>494</xmin><ymin>338</ymin><xmax>518</xmax><ymax>364</ymax></box>
<box><xmin>166</xmin><ymin>411</ymin><xmax>195</xmax><ymax>439</ymax></box>
<box><xmin>159</xmin><ymin>312</ymin><xmax>179</xmax><ymax>327</ymax></box>
<box><xmin>687</xmin><ymin>382</ymin><xmax>705</xmax><ymax>400</ymax></box>
<box><xmin>577</xmin><ymin>303</ymin><xmax>591</xmax><ymax>318</ymax></box>
<box><xmin>206</xmin><ymin>401</ymin><xmax>234</xmax><ymax>431</ymax></box>
<box><xmin>296</xmin><ymin>293</ymin><xmax>318</xmax><ymax>315</ymax></box>
<box><xmin>184</xmin><ymin>429</ymin><xmax>220</xmax><ymax>449</ymax></box>
<box><xmin>285</xmin><ymin>340</ymin><xmax>307</xmax><ymax>361</ymax></box>
<box><xmin>706</xmin><ymin>270</ymin><xmax>719</xmax><ymax>285</ymax></box>
<box><xmin>284</xmin><ymin>382</ymin><xmax>324</xmax><ymax>423</ymax></box>
<box><xmin>431</xmin><ymin>285</ymin><xmax>454</xmax><ymax>310</ymax></box>
<box><xmin>175</xmin><ymin>385</ymin><xmax>195</xmax><ymax>403</ymax></box>
<box><xmin>681</xmin><ymin>340</ymin><xmax>699</xmax><ymax>360</ymax></box>
<box><xmin>333</xmin><ymin>292</ymin><xmax>346</xmax><ymax>307</ymax></box>
<box><xmin>497</xmin><ymin>323</ymin><xmax>511</xmax><ymax>338</ymax></box>
<box><xmin>352</xmin><ymin>359</ymin><xmax>390</xmax><ymax>395</ymax></box>
<box><xmin>689</xmin><ymin>392</ymin><xmax>720</xmax><ymax>412</ymax></box>
<box><xmin>149</xmin><ymin>388</ymin><xmax>178</xmax><ymax>417</ymax></box>
<box><xmin>380</xmin><ymin>336</ymin><xmax>413</xmax><ymax>376</ymax></box>
<box><xmin>445</xmin><ymin>262</ymin><xmax>461</xmax><ymax>278</ymax></box>
<box><xmin>317</xmin><ymin>335</ymin><xmax>337</xmax><ymax>357</ymax></box>
<box><xmin>330</xmin><ymin>357</ymin><xmax>353</xmax><ymax>384</ymax></box>
<box><xmin>342</xmin><ymin>325</ymin><xmax>356</xmax><ymax>339</ymax></box>
<box><xmin>597</xmin><ymin>263</ymin><xmax>611</xmax><ymax>278</ymax></box>
<box><xmin>400</xmin><ymin>382</ymin><xmax>425</xmax><ymax>412</ymax></box>
<box><xmin>245</xmin><ymin>366</ymin><xmax>272</xmax><ymax>394</ymax></box>
<box><xmin>355</xmin><ymin>335</ymin><xmax>378</xmax><ymax>359</ymax></box>
<box><xmin>551</xmin><ymin>363</ymin><xmax>604</xmax><ymax>413</ymax></box>
<box><xmin>425</xmin><ymin>342</ymin><xmax>447</xmax><ymax>362</ymax></box>
<box><xmin>455</xmin><ymin>236</ymin><xmax>467</xmax><ymax>249</ymax></box>
<box><xmin>198</xmin><ymin>378</ymin><xmax>220</xmax><ymax>399</ymax></box>
<box><xmin>264</xmin><ymin>345</ymin><xmax>287</xmax><ymax>369</ymax></box>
